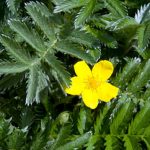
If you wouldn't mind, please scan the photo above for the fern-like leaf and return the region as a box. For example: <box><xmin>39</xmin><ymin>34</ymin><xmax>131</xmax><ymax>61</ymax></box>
<box><xmin>94</xmin><ymin>104</ymin><xmax>110</xmax><ymax>134</ymax></box>
<box><xmin>110</xmin><ymin>98</ymin><xmax>135</xmax><ymax>134</ymax></box>
<box><xmin>128</xmin><ymin>59</ymin><xmax>150</xmax><ymax>93</ymax></box>
<box><xmin>105</xmin><ymin>135</ymin><xmax>122</xmax><ymax>150</ymax></box>
<box><xmin>105</xmin><ymin>0</ymin><xmax>127</xmax><ymax>18</ymax></box>
<box><xmin>56</xmin><ymin>131</ymin><xmax>92</xmax><ymax>150</ymax></box>
<box><xmin>0</xmin><ymin>35</ymin><xmax>30</xmax><ymax>64</ymax></box>
<box><xmin>25</xmin><ymin>2</ymin><xmax>55</xmax><ymax>42</ymax></box>
<box><xmin>8</xmin><ymin>20</ymin><xmax>47</xmax><ymax>52</ymax></box>
<box><xmin>108</xmin><ymin>17</ymin><xmax>137</xmax><ymax>30</ymax></box>
<box><xmin>26</xmin><ymin>66</ymin><xmax>39</xmax><ymax>105</ymax></box>
<box><xmin>67</xmin><ymin>30</ymin><xmax>99</xmax><ymax>48</ymax></box>
<box><xmin>128</xmin><ymin>100</ymin><xmax>150</xmax><ymax>135</ymax></box>
<box><xmin>75</xmin><ymin>0</ymin><xmax>96</xmax><ymax>28</ymax></box>
<box><xmin>86</xmin><ymin>134</ymin><xmax>101</xmax><ymax>150</ymax></box>
<box><xmin>135</xmin><ymin>3</ymin><xmax>150</xmax><ymax>24</ymax></box>
<box><xmin>0</xmin><ymin>62</ymin><xmax>28</xmax><ymax>74</ymax></box>
<box><xmin>50</xmin><ymin>125</ymin><xmax>71</xmax><ymax>150</ymax></box>
<box><xmin>77</xmin><ymin>107</ymin><xmax>86</xmax><ymax>134</ymax></box>
<box><xmin>55</xmin><ymin>40</ymin><xmax>96</xmax><ymax>64</ymax></box>
<box><xmin>0</xmin><ymin>74</ymin><xmax>24</xmax><ymax>91</ymax></box>
<box><xmin>45</xmin><ymin>52</ymin><xmax>70</xmax><ymax>87</ymax></box>
<box><xmin>6</xmin><ymin>0</ymin><xmax>21</xmax><ymax>14</ymax></box>
<box><xmin>113</xmin><ymin>58</ymin><xmax>141</xmax><ymax>89</ymax></box>
<box><xmin>123</xmin><ymin>135</ymin><xmax>141</xmax><ymax>150</ymax></box>
<box><xmin>137</xmin><ymin>23</ymin><xmax>150</xmax><ymax>51</ymax></box>
<box><xmin>54</xmin><ymin>0</ymin><xmax>85</xmax><ymax>13</ymax></box>
<box><xmin>7</xmin><ymin>129</ymin><xmax>26</xmax><ymax>150</ymax></box>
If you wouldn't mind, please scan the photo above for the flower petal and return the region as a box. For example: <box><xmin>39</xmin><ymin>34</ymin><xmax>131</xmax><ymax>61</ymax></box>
<box><xmin>65</xmin><ymin>77</ymin><xmax>84</xmax><ymax>95</ymax></box>
<box><xmin>82</xmin><ymin>89</ymin><xmax>99</xmax><ymax>109</ymax></box>
<box><xmin>92</xmin><ymin>60</ymin><xmax>113</xmax><ymax>81</ymax></box>
<box><xmin>97</xmin><ymin>82</ymin><xmax>119</xmax><ymax>102</ymax></box>
<box><xmin>74</xmin><ymin>61</ymin><xmax>92</xmax><ymax>79</ymax></box>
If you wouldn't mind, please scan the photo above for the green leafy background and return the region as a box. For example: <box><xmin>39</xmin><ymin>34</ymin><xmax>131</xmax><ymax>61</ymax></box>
<box><xmin>0</xmin><ymin>0</ymin><xmax>150</xmax><ymax>149</ymax></box>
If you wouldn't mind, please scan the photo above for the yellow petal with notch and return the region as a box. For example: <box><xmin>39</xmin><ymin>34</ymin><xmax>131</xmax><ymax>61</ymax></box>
<box><xmin>92</xmin><ymin>60</ymin><xmax>113</xmax><ymax>82</ymax></box>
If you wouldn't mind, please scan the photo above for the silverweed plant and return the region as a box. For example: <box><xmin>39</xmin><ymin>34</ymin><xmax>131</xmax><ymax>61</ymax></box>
<box><xmin>0</xmin><ymin>0</ymin><xmax>150</xmax><ymax>149</ymax></box>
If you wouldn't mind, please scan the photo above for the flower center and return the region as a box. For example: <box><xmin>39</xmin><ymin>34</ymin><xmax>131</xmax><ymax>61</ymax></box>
<box><xmin>86</xmin><ymin>77</ymin><xmax>100</xmax><ymax>90</ymax></box>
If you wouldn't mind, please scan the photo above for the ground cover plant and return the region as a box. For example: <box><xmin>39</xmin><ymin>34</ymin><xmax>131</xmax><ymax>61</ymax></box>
<box><xmin>0</xmin><ymin>0</ymin><xmax>150</xmax><ymax>149</ymax></box>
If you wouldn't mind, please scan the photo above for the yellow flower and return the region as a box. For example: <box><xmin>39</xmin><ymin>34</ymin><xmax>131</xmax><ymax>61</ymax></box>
<box><xmin>65</xmin><ymin>60</ymin><xmax>119</xmax><ymax>109</ymax></box>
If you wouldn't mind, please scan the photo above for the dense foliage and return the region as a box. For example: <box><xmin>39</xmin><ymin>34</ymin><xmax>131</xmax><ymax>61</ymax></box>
<box><xmin>0</xmin><ymin>0</ymin><xmax>150</xmax><ymax>149</ymax></box>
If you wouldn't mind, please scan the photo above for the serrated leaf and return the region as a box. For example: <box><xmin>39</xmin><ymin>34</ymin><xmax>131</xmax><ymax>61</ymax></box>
<box><xmin>128</xmin><ymin>59</ymin><xmax>150</xmax><ymax>93</ymax></box>
<box><xmin>0</xmin><ymin>35</ymin><xmax>30</xmax><ymax>64</ymax></box>
<box><xmin>137</xmin><ymin>23</ymin><xmax>150</xmax><ymax>51</ymax></box>
<box><xmin>108</xmin><ymin>17</ymin><xmax>138</xmax><ymax>30</ymax></box>
<box><xmin>56</xmin><ymin>131</ymin><xmax>92</xmax><ymax>150</ymax></box>
<box><xmin>6</xmin><ymin>0</ymin><xmax>21</xmax><ymax>14</ymax></box>
<box><xmin>54</xmin><ymin>0</ymin><xmax>85</xmax><ymax>13</ymax></box>
<box><xmin>45</xmin><ymin>52</ymin><xmax>70</xmax><ymax>87</ymax></box>
<box><xmin>55</xmin><ymin>40</ymin><xmax>96</xmax><ymax>64</ymax></box>
<box><xmin>9</xmin><ymin>20</ymin><xmax>47</xmax><ymax>52</ymax></box>
<box><xmin>113</xmin><ymin>58</ymin><xmax>141</xmax><ymax>89</ymax></box>
<box><xmin>0</xmin><ymin>62</ymin><xmax>28</xmax><ymax>74</ymax></box>
<box><xmin>0</xmin><ymin>73</ymin><xmax>24</xmax><ymax>90</ymax></box>
<box><xmin>110</xmin><ymin>99</ymin><xmax>135</xmax><ymax>134</ymax></box>
<box><xmin>77</xmin><ymin>107</ymin><xmax>86</xmax><ymax>134</ymax></box>
<box><xmin>26</xmin><ymin>66</ymin><xmax>39</xmax><ymax>105</ymax></box>
<box><xmin>50</xmin><ymin>125</ymin><xmax>71</xmax><ymax>150</ymax></box>
<box><xmin>25</xmin><ymin>2</ymin><xmax>55</xmax><ymax>42</ymax></box>
<box><xmin>135</xmin><ymin>3</ymin><xmax>150</xmax><ymax>24</ymax></box>
<box><xmin>105</xmin><ymin>0</ymin><xmax>127</xmax><ymax>18</ymax></box>
<box><xmin>75</xmin><ymin>0</ymin><xmax>96</xmax><ymax>28</ymax></box>
<box><xmin>123</xmin><ymin>135</ymin><xmax>141</xmax><ymax>150</ymax></box>
<box><xmin>67</xmin><ymin>30</ymin><xmax>100</xmax><ymax>48</ymax></box>
<box><xmin>86</xmin><ymin>134</ymin><xmax>100</xmax><ymax>150</ymax></box>
<box><xmin>94</xmin><ymin>104</ymin><xmax>110</xmax><ymax>134</ymax></box>
<box><xmin>105</xmin><ymin>135</ymin><xmax>122</xmax><ymax>150</ymax></box>
<box><xmin>128</xmin><ymin>100</ymin><xmax>150</xmax><ymax>135</ymax></box>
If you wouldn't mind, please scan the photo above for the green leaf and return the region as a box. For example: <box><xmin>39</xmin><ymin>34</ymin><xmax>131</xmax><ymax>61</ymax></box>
<box><xmin>128</xmin><ymin>100</ymin><xmax>150</xmax><ymax>135</ymax></box>
<box><xmin>143</xmin><ymin>87</ymin><xmax>150</xmax><ymax>100</ymax></box>
<box><xmin>56</xmin><ymin>131</ymin><xmax>92</xmax><ymax>150</ymax></box>
<box><xmin>142</xmin><ymin>137</ymin><xmax>150</xmax><ymax>150</ymax></box>
<box><xmin>86</xmin><ymin>134</ymin><xmax>101</xmax><ymax>150</ymax></box>
<box><xmin>55</xmin><ymin>40</ymin><xmax>96</xmax><ymax>64</ymax></box>
<box><xmin>77</xmin><ymin>107</ymin><xmax>86</xmax><ymax>134</ymax></box>
<box><xmin>94</xmin><ymin>104</ymin><xmax>110</xmax><ymax>134</ymax></box>
<box><xmin>128</xmin><ymin>59</ymin><xmax>150</xmax><ymax>93</ymax></box>
<box><xmin>25</xmin><ymin>2</ymin><xmax>55</xmax><ymax>42</ymax></box>
<box><xmin>0</xmin><ymin>62</ymin><xmax>28</xmax><ymax>74</ymax></box>
<box><xmin>123</xmin><ymin>135</ymin><xmax>141</xmax><ymax>150</ymax></box>
<box><xmin>110</xmin><ymin>98</ymin><xmax>135</xmax><ymax>134</ymax></box>
<box><xmin>0</xmin><ymin>73</ymin><xmax>24</xmax><ymax>90</ymax></box>
<box><xmin>45</xmin><ymin>52</ymin><xmax>70</xmax><ymax>87</ymax></box>
<box><xmin>105</xmin><ymin>135</ymin><xmax>122</xmax><ymax>150</ymax></box>
<box><xmin>7</xmin><ymin>129</ymin><xmax>26</xmax><ymax>150</ymax></box>
<box><xmin>113</xmin><ymin>58</ymin><xmax>141</xmax><ymax>89</ymax></box>
<box><xmin>86</xmin><ymin>27</ymin><xmax>118</xmax><ymax>48</ymax></box>
<box><xmin>67</xmin><ymin>30</ymin><xmax>99</xmax><ymax>48</ymax></box>
<box><xmin>135</xmin><ymin>3</ymin><xmax>150</xmax><ymax>24</ymax></box>
<box><xmin>50</xmin><ymin>125</ymin><xmax>71</xmax><ymax>150</ymax></box>
<box><xmin>54</xmin><ymin>0</ymin><xmax>85</xmax><ymax>13</ymax></box>
<box><xmin>105</xmin><ymin>0</ymin><xmax>127</xmax><ymax>18</ymax></box>
<box><xmin>8</xmin><ymin>20</ymin><xmax>47</xmax><ymax>52</ymax></box>
<box><xmin>108</xmin><ymin>17</ymin><xmax>138</xmax><ymax>30</ymax></box>
<box><xmin>26</xmin><ymin>64</ymin><xmax>48</xmax><ymax>105</ymax></box>
<box><xmin>26</xmin><ymin>66</ymin><xmax>39</xmax><ymax>105</ymax></box>
<box><xmin>0</xmin><ymin>35</ymin><xmax>30</xmax><ymax>64</ymax></box>
<box><xmin>6</xmin><ymin>0</ymin><xmax>21</xmax><ymax>14</ymax></box>
<box><xmin>75</xmin><ymin>0</ymin><xmax>96</xmax><ymax>28</ymax></box>
<box><xmin>137</xmin><ymin>23</ymin><xmax>150</xmax><ymax>51</ymax></box>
